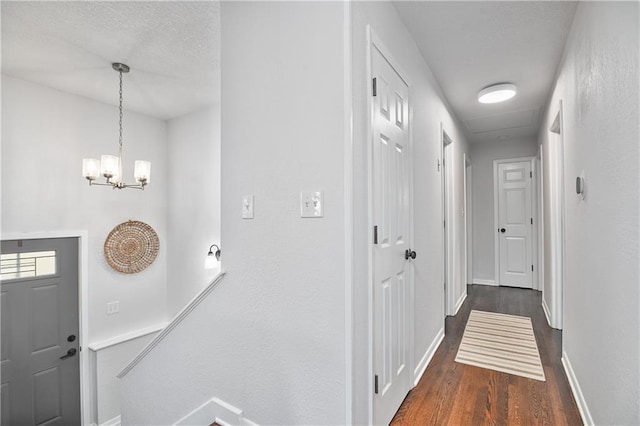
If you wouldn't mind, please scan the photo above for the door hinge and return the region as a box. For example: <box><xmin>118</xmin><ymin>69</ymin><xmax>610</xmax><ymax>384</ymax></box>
<box><xmin>444</xmin><ymin>220</ymin><xmax>446</xmax><ymax>229</ymax></box>
<box><xmin>373</xmin><ymin>226</ymin><xmax>378</xmax><ymax>245</ymax></box>
<box><xmin>531</xmin><ymin>217</ymin><xmax>533</xmax><ymax>225</ymax></box>
<box><xmin>437</xmin><ymin>158</ymin><xmax>441</xmax><ymax>171</ymax></box>
<box><xmin>372</xmin><ymin>78</ymin><xmax>377</xmax><ymax>97</ymax></box>
<box><xmin>530</xmin><ymin>171</ymin><xmax>533</xmax><ymax>178</ymax></box>
<box><xmin>532</xmin><ymin>264</ymin><xmax>534</xmax><ymax>272</ymax></box>
<box><xmin>374</xmin><ymin>374</ymin><xmax>379</xmax><ymax>394</ymax></box>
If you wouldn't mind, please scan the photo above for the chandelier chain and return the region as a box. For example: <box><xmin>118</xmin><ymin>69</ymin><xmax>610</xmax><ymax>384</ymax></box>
<box><xmin>118</xmin><ymin>70</ymin><xmax>123</xmax><ymax>157</ymax></box>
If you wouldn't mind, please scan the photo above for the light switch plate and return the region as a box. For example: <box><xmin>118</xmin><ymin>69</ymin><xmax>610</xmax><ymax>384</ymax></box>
<box><xmin>106</xmin><ymin>301</ymin><xmax>120</xmax><ymax>315</ymax></box>
<box><xmin>242</xmin><ymin>195</ymin><xmax>254</xmax><ymax>219</ymax></box>
<box><xmin>300</xmin><ymin>191</ymin><xmax>323</xmax><ymax>218</ymax></box>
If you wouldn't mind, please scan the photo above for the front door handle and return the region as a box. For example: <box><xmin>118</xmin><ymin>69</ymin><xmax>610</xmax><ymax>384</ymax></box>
<box><xmin>405</xmin><ymin>249</ymin><xmax>417</xmax><ymax>260</ymax></box>
<box><xmin>60</xmin><ymin>348</ymin><xmax>77</xmax><ymax>360</ymax></box>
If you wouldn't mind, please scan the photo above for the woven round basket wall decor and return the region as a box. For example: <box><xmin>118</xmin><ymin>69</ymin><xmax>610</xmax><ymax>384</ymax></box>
<box><xmin>104</xmin><ymin>220</ymin><xmax>159</xmax><ymax>274</ymax></box>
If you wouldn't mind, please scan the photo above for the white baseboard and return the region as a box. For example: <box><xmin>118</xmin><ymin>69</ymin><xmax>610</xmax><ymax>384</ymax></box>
<box><xmin>541</xmin><ymin>297</ymin><xmax>552</xmax><ymax>328</ymax></box>
<box><xmin>174</xmin><ymin>397</ymin><xmax>257</xmax><ymax>426</ymax></box>
<box><xmin>454</xmin><ymin>292</ymin><xmax>467</xmax><ymax>315</ymax></box>
<box><xmin>472</xmin><ymin>279</ymin><xmax>496</xmax><ymax>286</ymax></box>
<box><xmin>100</xmin><ymin>415</ymin><xmax>121</xmax><ymax>426</ymax></box>
<box><xmin>561</xmin><ymin>351</ymin><xmax>594</xmax><ymax>426</ymax></box>
<box><xmin>413</xmin><ymin>327</ymin><xmax>445</xmax><ymax>387</ymax></box>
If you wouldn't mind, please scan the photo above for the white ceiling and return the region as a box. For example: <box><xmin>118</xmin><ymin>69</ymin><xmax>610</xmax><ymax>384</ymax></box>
<box><xmin>1</xmin><ymin>1</ymin><xmax>220</xmax><ymax>120</ymax></box>
<box><xmin>394</xmin><ymin>1</ymin><xmax>578</xmax><ymax>143</ymax></box>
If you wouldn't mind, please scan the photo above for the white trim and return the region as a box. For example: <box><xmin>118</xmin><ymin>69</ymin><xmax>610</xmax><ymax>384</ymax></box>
<box><xmin>561</xmin><ymin>351</ymin><xmax>594</xmax><ymax>426</ymax></box>
<box><xmin>463</xmin><ymin>154</ymin><xmax>468</xmax><ymax>287</ymax></box>
<box><xmin>453</xmin><ymin>291</ymin><xmax>467</xmax><ymax>315</ymax></box>
<box><xmin>118</xmin><ymin>271</ymin><xmax>225</xmax><ymax>378</ymax></box>
<box><xmin>99</xmin><ymin>415</ymin><xmax>121</xmax><ymax>426</ymax></box>
<box><xmin>442</xmin><ymin>125</ymin><xmax>454</xmax><ymax>316</ymax></box>
<box><xmin>413</xmin><ymin>327</ymin><xmax>445</xmax><ymax>386</ymax></box>
<box><xmin>88</xmin><ymin>323</ymin><xmax>166</xmax><ymax>352</ymax></box>
<box><xmin>537</xmin><ymin>149</ymin><xmax>545</xmax><ymax>293</ymax></box>
<box><xmin>365</xmin><ymin>25</ymin><xmax>375</xmax><ymax>424</ymax></box>
<box><xmin>174</xmin><ymin>397</ymin><xmax>258</xmax><ymax>426</ymax></box>
<box><xmin>342</xmin><ymin>2</ymin><xmax>354</xmax><ymax>424</ymax></box>
<box><xmin>492</xmin><ymin>157</ymin><xmax>536</xmax><ymax>288</ymax></box>
<box><xmin>472</xmin><ymin>279</ymin><xmax>497</xmax><ymax>286</ymax></box>
<box><xmin>466</xmin><ymin>164</ymin><xmax>473</xmax><ymax>285</ymax></box>
<box><xmin>1</xmin><ymin>230</ymin><xmax>91</xmax><ymax>426</ymax></box>
<box><xmin>541</xmin><ymin>297</ymin><xmax>552</xmax><ymax>328</ymax></box>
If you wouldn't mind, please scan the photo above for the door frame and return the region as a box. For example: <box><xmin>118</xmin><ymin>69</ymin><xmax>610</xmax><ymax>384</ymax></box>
<box><xmin>1</xmin><ymin>230</ymin><xmax>90</xmax><ymax>425</ymax></box>
<box><xmin>464</xmin><ymin>155</ymin><xmax>472</xmax><ymax>287</ymax></box>
<box><xmin>365</xmin><ymin>26</ymin><xmax>415</xmax><ymax>424</ymax></box>
<box><xmin>492</xmin><ymin>157</ymin><xmax>538</xmax><ymax>287</ymax></box>
<box><xmin>547</xmin><ymin>100</ymin><xmax>565</xmax><ymax>329</ymax></box>
<box><xmin>536</xmin><ymin>153</ymin><xmax>544</xmax><ymax>292</ymax></box>
<box><xmin>441</xmin><ymin>125</ymin><xmax>454</xmax><ymax>316</ymax></box>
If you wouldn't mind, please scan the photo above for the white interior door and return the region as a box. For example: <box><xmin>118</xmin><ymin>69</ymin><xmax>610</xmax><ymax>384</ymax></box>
<box><xmin>371</xmin><ymin>42</ymin><xmax>412</xmax><ymax>426</ymax></box>
<box><xmin>496</xmin><ymin>161</ymin><xmax>533</xmax><ymax>288</ymax></box>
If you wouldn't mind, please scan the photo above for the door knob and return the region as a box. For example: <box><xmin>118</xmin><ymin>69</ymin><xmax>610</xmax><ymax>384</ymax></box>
<box><xmin>60</xmin><ymin>348</ymin><xmax>77</xmax><ymax>360</ymax></box>
<box><xmin>405</xmin><ymin>249</ymin><xmax>417</xmax><ymax>260</ymax></box>
<box><xmin>499</xmin><ymin>228</ymin><xmax>506</xmax><ymax>233</ymax></box>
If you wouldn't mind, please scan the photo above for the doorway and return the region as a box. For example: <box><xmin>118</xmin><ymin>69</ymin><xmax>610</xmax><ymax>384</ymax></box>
<box><xmin>545</xmin><ymin>103</ymin><xmax>565</xmax><ymax>329</ymax></box>
<box><xmin>442</xmin><ymin>127</ymin><xmax>453</xmax><ymax>315</ymax></box>
<box><xmin>464</xmin><ymin>155</ymin><xmax>472</xmax><ymax>288</ymax></box>
<box><xmin>493</xmin><ymin>158</ymin><xmax>535</xmax><ymax>288</ymax></box>
<box><xmin>1</xmin><ymin>237</ymin><xmax>81</xmax><ymax>425</ymax></box>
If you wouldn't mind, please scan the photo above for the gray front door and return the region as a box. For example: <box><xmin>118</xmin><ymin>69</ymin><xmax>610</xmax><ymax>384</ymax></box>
<box><xmin>1</xmin><ymin>238</ymin><xmax>80</xmax><ymax>425</ymax></box>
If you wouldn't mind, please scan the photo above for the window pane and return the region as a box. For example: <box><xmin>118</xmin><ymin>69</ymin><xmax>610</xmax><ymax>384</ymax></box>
<box><xmin>0</xmin><ymin>251</ymin><xmax>56</xmax><ymax>281</ymax></box>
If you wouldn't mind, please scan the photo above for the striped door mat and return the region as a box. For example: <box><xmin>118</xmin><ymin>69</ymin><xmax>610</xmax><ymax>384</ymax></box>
<box><xmin>455</xmin><ymin>310</ymin><xmax>546</xmax><ymax>381</ymax></box>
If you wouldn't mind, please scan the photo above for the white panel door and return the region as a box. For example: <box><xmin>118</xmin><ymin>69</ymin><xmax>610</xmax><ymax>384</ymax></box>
<box><xmin>497</xmin><ymin>162</ymin><xmax>533</xmax><ymax>288</ymax></box>
<box><xmin>372</xmin><ymin>43</ymin><xmax>412</xmax><ymax>425</ymax></box>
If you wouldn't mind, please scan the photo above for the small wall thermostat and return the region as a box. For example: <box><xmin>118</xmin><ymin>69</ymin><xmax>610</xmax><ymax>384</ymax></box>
<box><xmin>576</xmin><ymin>176</ymin><xmax>585</xmax><ymax>199</ymax></box>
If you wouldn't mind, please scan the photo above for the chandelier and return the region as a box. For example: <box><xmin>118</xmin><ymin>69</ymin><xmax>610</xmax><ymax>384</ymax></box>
<box><xmin>82</xmin><ymin>63</ymin><xmax>151</xmax><ymax>190</ymax></box>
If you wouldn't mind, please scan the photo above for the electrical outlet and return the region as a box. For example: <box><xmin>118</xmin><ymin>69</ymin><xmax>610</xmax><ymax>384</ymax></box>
<box><xmin>106</xmin><ymin>301</ymin><xmax>120</xmax><ymax>315</ymax></box>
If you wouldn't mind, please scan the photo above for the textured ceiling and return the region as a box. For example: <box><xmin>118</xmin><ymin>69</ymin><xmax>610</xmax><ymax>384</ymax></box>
<box><xmin>1</xmin><ymin>1</ymin><xmax>220</xmax><ymax>120</ymax></box>
<box><xmin>394</xmin><ymin>1</ymin><xmax>578</xmax><ymax>143</ymax></box>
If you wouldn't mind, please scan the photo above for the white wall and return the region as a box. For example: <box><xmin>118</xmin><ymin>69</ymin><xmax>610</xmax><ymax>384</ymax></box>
<box><xmin>1</xmin><ymin>75</ymin><xmax>169</xmax><ymax>423</ymax></box>
<box><xmin>89</xmin><ymin>330</ymin><xmax>160</xmax><ymax>425</ymax></box>
<box><xmin>538</xmin><ymin>2</ymin><xmax>639</xmax><ymax>423</ymax></box>
<box><xmin>469</xmin><ymin>138</ymin><xmax>538</xmax><ymax>283</ymax></box>
<box><xmin>167</xmin><ymin>106</ymin><xmax>220</xmax><ymax>317</ymax></box>
<box><xmin>120</xmin><ymin>2</ymin><xmax>348</xmax><ymax>424</ymax></box>
<box><xmin>1</xmin><ymin>75</ymin><xmax>168</xmax><ymax>342</ymax></box>
<box><xmin>351</xmin><ymin>3</ymin><xmax>469</xmax><ymax>423</ymax></box>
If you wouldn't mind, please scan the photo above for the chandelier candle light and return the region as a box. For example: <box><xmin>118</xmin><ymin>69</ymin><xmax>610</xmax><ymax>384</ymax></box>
<box><xmin>82</xmin><ymin>63</ymin><xmax>151</xmax><ymax>190</ymax></box>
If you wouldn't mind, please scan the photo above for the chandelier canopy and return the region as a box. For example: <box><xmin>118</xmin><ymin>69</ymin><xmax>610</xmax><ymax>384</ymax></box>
<box><xmin>82</xmin><ymin>63</ymin><xmax>151</xmax><ymax>190</ymax></box>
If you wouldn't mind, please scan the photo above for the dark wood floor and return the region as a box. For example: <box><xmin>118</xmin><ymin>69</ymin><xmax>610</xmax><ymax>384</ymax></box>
<box><xmin>391</xmin><ymin>284</ymin><xmax>582</xmax><ymax>426</ymax></box>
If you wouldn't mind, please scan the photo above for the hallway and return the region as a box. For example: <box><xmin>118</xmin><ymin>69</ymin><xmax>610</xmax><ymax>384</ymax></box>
<box><xmin>392</xmin><ymin>285</ymin><xmax>582</xmax><ymax>425</ymax></box>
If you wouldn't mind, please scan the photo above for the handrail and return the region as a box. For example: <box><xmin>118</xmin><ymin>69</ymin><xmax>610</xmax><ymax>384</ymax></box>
<box><xmin>118</xmin><ymin>271</ymin><xmax>226</xmax><ymax>378</ymax></box>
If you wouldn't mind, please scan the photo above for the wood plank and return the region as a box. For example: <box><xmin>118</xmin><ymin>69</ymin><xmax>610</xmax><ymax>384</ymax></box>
<box><xmin>391</xmin><ymin>284</ymin><xmax>582</xmax><ymax>425</ymax></box>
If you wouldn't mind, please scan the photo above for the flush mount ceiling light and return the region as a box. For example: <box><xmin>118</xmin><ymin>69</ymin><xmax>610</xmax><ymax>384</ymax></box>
<box><xmin>82</xmin><ymin>63</ymin><xmax>151</xmax><ymax>190</ymax></box>
<box><xmin>478</xmin><ymin>83</ymin><xmax>517</xmax><ymax>104</ymax></box>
